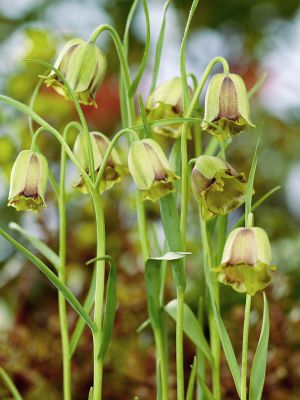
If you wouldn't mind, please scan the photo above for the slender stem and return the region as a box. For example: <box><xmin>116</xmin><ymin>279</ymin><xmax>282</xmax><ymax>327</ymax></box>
<box><xmin>154</xmin><ymin>327</ymin><xmax>169</xmax><ymax>400</ymax></box>
<box><xmin>176</xmin><ymin>287</ymin><xmax>185</xmax><ymax>400</ymax></box>
<box><xmin>0</xmin><ymin>367</ymin><xmax>22</xmax><ymax>400</ymax></box>
<box><xmin>58</xmin><ymin>124</ymin><xmax>78</xmax><ymax>400</ymax></box>
<box><xmin>90</xmin><ymin>189</ymin><xmax>106</xmax><ymax>400</ymax></box>
<box><xmin>241</xmin><ymin>294</ymin><xmax>252</xmax><ymax>400</ymax></box>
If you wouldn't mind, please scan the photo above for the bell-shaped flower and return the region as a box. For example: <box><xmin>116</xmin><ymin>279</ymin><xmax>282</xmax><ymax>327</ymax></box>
<box><xmin>214</xmin><ymin>227</ymin><xmax>276</xmax><ymax>295</ymax></box>
<box><xmin>191</xmin><ymin>155</ymin><xmax>247</xmax><ymax>220</ymax></box>
<box><xmin>43</xmin><ymin>38</ymin><xmax>107</xmax><ymax>106</ymax></box>
<box><xmin>201</xmin><ymin>73</ymin><xmax>255</xmax><ymax>139</ymax></box>
<box><xmin>128</xmin><ymin>138</ymin><xmax>179</xmax><ymax>201</ymax></box>
<box><xmin>8</xmin><ymin>150</ymin><xmax>48</xmax><ymax>212</ymax></box>
<box><xmin>73</xmin><ymin>131</ymin><xmax>127</xmax><ymax>193</ymax></box>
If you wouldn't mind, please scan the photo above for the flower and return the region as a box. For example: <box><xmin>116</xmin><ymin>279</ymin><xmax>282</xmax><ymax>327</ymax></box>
<box><xmin>191</xmin><ymin>155</ymin><xmax>247</xmax><ymax>220</ymax></box>
<box><xmin>8</xmin><ymin>150</ymin><xmax>48</xmax><ymax>212</ymax></box>
<box><xmin>214</xmin><ymin>227</ymin><xmax>276</xmax><ymax>295</ymax></box>
<box><xmin>73</xmin><ymin>131</ymin><xmax>127</xmax><ymax>193</ymax></box>
<box><xmin>143</xmin><ymin>77</ymin><xmax>192</xmax><ymax>139</ymax></box>
<box><xmin>128</xmin><ymin>138</ymin><xmax>179</xmax><ymax>202</ymax></box>
<box><xmin>43</xmin><ymin>38</ymin><xmax>107</xmax><ymax>106</ymax></box>
<box><xmin>201</xmin><ymin>73</ymin><xmax>255</xmax><ymax>139</ymax></box>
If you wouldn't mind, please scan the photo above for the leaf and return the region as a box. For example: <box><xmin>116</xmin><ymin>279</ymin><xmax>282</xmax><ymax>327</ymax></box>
<box><xmin>88</xmin><ymin>387</ymin><xmax>93</xmax><ymax>400</ymax></box>
<box><xmin>9</xmin><ymin>222</ymin><xmax>60</xmax><ymax>270</ymax></box>
<box><xmin>0</xmin><ymin>227</ymin><xmax>96</xmax><ymax>333</ymax></box>
<box><xmin>145</xmin><ymin>258</ymin><xmax>162</xmax><ymax>329</ymax></box>
<box><xmin>245</xmin><ymin>134</ymin><xmax>261</xmax><ymax>222</ymax></box>
<box><xmin>249</xmin><ymin>293</ymin><xmax>270</xmax><ymax>400</ymax></box>
<box><xmin>196</xmin><ymin>373</ymin><xmax>215</xmax><ymax>400</ymax></box>
<box><xmin>203</xmin><ymin>254</ymin><xmax>241</xmax><ymax>396</ymax></box>
<box><xmin>0</xmin><ymin>367</ymin><xmax>22</xmax><ymax>400</ymax></box>
<box><xmin>165</xmin><ymin>300</ymin><xmax>213</xmax><ymax>366</ymax></box>
<box><xmin>98</xmin><ymin>256</ymin><xmax>117</xmax><ymax>360</ymax></box>
<box><xmin>136</xmin><ymin>318</ymin><xmax>150</xmax><ymax>333</ymax></box>
<box><xmin>186</xmin><ymin>357</ymin><xmax>197</xmax><ymax>400</ymax></box>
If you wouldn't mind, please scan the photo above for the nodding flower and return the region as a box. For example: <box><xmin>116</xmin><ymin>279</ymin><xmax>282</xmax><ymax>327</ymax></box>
<box><xmin>128</xmin><ymin>138</ymin><xmax>179</xmax><ymax>202</ymax></box>
<box><xmin>8</xmin><ymin>150</ymin><xmax>48</xmax><ymax>212</ymax></box>
<box><xmin>43</xmin><ymin>38</ymin><xmax>107</xmax><ymax>106</ymax></box>
<box><xmin>214</xmin><ymin>227</ymin><xmax>276</xmax><ymax>296</ymax></box>
<box><xmin>201</xmin><ymin>73</ymin><xmax>255</xmax><ymax>139</ymax></box>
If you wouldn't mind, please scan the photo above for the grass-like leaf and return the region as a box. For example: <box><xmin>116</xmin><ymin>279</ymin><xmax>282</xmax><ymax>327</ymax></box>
<box><xmin>186</xmin><ymin>357</ymin><xmax>197</xmax><ymax>400</ymax></box>
<box><xmin>249</xmin><ymin>293</ymin><xmax>270</xmax><ymax>400</ymax></box>
<box><xmin>165</xmin><ymin>300</ymin><xmax>213</xmax><ymax>366</ymax></box>
<box><xmin>9</xmin><ymin>222</ymin><xmax>60</xmax><ymax>271</ymax></box>
<box><xmin>0</xmin><ymin>367</ymin><xmax>22</xmax><ymax>400</ymax></box>
<box><xmin>0</xmin><ymin>227</ymin><xmax>96</xmax><ymax>333</ymax></box>
<box><xmin>245</xmin><ymin>133</ymin><xmax>261</xmax><ymax>223</ymax></box>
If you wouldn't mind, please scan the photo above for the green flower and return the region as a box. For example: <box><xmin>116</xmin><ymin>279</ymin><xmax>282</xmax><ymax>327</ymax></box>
<box><xmin>201</xmin><ymin>73</ymin><xmax>255</xmax><ymax>139</ymax></box>
<box><xmin>143</xmin><ymin>77</ymin><xmax>192</xmax><ymax>139</ymax></box>
<box><xmin>43</xmin><ymin>38</ymin><xmax>107</xmax><ymax>106</ymax></box>
<box><xmin>128</xmin><ymin>138</ymin><xmax>179</xmax><ymax>202</ymax></box>
<box><xmin>214</xmin><ymin>227</ymin><xmax>276</xmax><ymax>296</ymax></box>
<box><xmin>73</xmin><ymin>131</ymin><xmax>127</xmax><ymax>193</ymax></box>
<box><xmin>191</xmin><ymin>155</ymin><xmax>247</xmax><ymax>220</ymax></box>
<box><xmin>8</xmin><ymin>150</ymin><xmax>48</xmax><ymax>212</ymax></box>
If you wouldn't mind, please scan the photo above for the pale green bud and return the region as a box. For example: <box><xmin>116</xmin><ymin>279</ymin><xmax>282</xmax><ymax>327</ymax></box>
<box><xmin>43</xmin><ymin>38</ymin><xmax>107</xmax><ymax>106</ymax></box>
<box><xmin>201</xmin><ymin>73</ymin><xmax>255</xmax><ymax>139</ymax></box>
<box><xmin>73</xmin><ymin>131</ymin><xmax>127</xmax><ymax>193</ymax></box>
<box><xmin>191</xmin><ymin>155</ymin><xmax>247</xmax><ymax>220</ymax></box>
<box><xmin>8</xmin><ymin>150</ymin><xmax>48</xmax><ymax>212</ymax></box>
<box><xmin>128</xmin><ymin>138</ymin><xmax>179</xmax><ymax>202</ymax></box>
<box><xmin>214</xmin><ymin>227</ymin><xmax>276</xmax><ymax>295</ymax></box>
<box><xmin>142</xmin><ymin>77</ymin><xmax>192</xmax><ymax>139</ymax></box>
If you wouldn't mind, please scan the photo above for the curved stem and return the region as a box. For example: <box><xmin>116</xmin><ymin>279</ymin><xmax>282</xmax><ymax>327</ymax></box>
<box><xmin>241</xmin><ymin>295</ymin><xmax>252</xmax><ymax>400</ymax></box>
<box><xmin>90</xmin><ymin>189</ymin><xmax>106</xmax><ymax>400</ymax></box>
<box><xmin>28</xmin><ymin>77</ymin><xmax>43</xmax><ymax>137</ymax></box>
<box><xmin>0</xmin><ymin>367</ymin><xmax>22</xmax><ymax>400</ymax></box>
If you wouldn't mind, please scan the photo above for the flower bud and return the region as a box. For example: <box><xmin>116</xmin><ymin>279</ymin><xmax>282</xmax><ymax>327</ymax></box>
<box><xmin>73</xmin><ymin>131</ymin><xmax>127</xmax><ymax>193</ymax></box>
<box><xmin>191</xmin><ymin>155</ymin><xmax>247</xmax><ymax>220</ymax></box>
<box><xmin>201</xmin><ymin>73</ymin><xmax>255</xmax><ymax>139</ymax></box>
<box><xmin>43</xmin><ymin>38</ymin><xmax>107</xmax><ymax>106</ymax></box>
<box><xmin>128</xmin><ymin>138</ymin><xmax>179</xmax><ymax>202</ymax></box>
<box><xmin>8</xmin><ymin>150</ymin><xmax>48</xmax><ymax>212</ymax></box>
<box><xmin>214</xmin><ymin>227</ymin><xmax>276</xmax><ymax>295</ymax></box>
<box><xmin>143</xmin><ymin>77</ymin><xmax>192</xmax><ymax>139</ymax></box>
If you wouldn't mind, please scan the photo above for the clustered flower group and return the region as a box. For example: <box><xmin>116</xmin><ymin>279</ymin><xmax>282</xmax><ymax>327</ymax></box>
<box><xmin>7</xmin><ymin>36</ymin><xmax>275</xmax><ymax>296</ymax></box>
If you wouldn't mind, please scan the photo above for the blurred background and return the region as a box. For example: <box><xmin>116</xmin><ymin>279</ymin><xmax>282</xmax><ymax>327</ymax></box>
<box><xmin>0</xmin><ymin>0</ymin><xmax>300</xmax><ymax>399</ymax></box>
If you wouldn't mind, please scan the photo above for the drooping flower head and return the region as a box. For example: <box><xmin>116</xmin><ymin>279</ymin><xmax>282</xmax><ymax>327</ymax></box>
<box><xmin>128</xmin><ymin>138</ymin><xmax>179</xmax><ymax>201</ymax></box>
<box><xmin>43</xmin><ymin>38</ymin><xmax>107</xmax><ymax>106</ymax></box>
<box><xmin>73</xmin><ymin>131</ymin><xmax>127</xmax><ymax>193</ymax></box>
<box><xmin>214</xmin><ymin>227</ymin><xmax>276</xmax><ymax>295</ymax></box>
<box><xmin>143</xmin><ymin>78</ymin><xmax>192</xmax><ymax>139</ymax></box>
<box><xmin>191</xmin><ymin>155</ymin><xmax>247</xmax><ymax>220</ymax></box>
<box><xmin>201</xmin><ymin>73</ymin><xmax>255</xmax><ymax>139</ymax></box>
<box><xmin>8</xmin><ymin>150</ymin><xmax>48</xmax><ymax>212</ymax></box>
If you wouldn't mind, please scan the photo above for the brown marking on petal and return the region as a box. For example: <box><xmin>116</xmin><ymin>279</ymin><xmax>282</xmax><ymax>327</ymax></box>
<box><xmin>144</xmin><ymin>143</ymin><xmax>168</xmax><ymax>181</ymax></box>
<box><xmin>218</xmin><ymin>77</ymin><xmax>238</xmax><ymax>121</ymax></box>
<box><xmin>229</xmin><ymin>229</ymin><xmax>257</xmax><ymax>266</ymax></box>
<box><xmin>192</xmin><ymin>169</ymin><xmax>212</xmax><ymax>194</ymax></box>
<box><xmin>23</xmin><ymin>154</ymin><xmax>41</xmax><ymax>197</ymax></box>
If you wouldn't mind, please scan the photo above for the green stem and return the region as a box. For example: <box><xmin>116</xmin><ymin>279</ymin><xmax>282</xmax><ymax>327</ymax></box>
<box><xmin>176</xmin><ymin>287</ymin><xmax>185</xmax><ymax>400</ymax></box>
<box><xmin>0</xmin><ymin>367</ymin><xmax>22</xmax><ymax>400</ymax></box>
<box><xmin>58</xmin><ymin>124</ymin><xmax>79</xmax><ymax>400</ymax></box>
<box><xmin>154</xmin><ymin>326</ymin><xmax>169</xmax><ymax>400</ymax></box>
<box><xmin>241</xmin><ymin>295</ymin><xmax>252</xmax><ymax>400</ymax></box>
<box><xmin>90</xmin><ymin>189</ymin><xmax>106</xmax><ymax>400</ymax></box>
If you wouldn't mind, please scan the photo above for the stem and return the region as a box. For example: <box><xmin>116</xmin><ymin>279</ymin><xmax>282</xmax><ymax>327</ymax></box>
<box><xmin>154</xmin><ymin>327</ymin><xmax>169</xmax><ymax>400</ymax></box>
<box><xmin>90</xmin><ymin>189</ymin><xmax>106</xmax><ymax>400</ymax></box>
<box><xmin>58</xmin><ymin>124</ymin><xmax>77</xmax><ymax>400</ymax></box>
<box><xmin>176</xmin><ymin>287</ymin><xmax>185</xmax><ymax>400</ymax></box>
<box><xmin>241</xmin><ymin>295</ymin><xmax>252</xmax><ymax>400</ymax></box>
<box><xmin>0</xmin><ymin>367</ymin><xmax>22</xmax><ymax>400</ymax></box>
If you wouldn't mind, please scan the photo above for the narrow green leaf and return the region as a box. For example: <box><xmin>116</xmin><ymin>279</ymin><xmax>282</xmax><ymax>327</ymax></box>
<box><xmin>9</xmin><ymin>222</ymin><xmax>60</xmax><ymax>270</ymax></box>
<box><xmin>203</xmin><ymin>255</ymin><xmax>241</xmax><ymax>396</ymax></box>
<box><xmin>232</xmin><ymin>186</ymin><xmax>281</xmax><ymax>230</ymax></box>
<box><xmin>136</xmin><ymin>318</ymin><xmax>151</xmax><ymax>333</ymax></box>
<box><xmin>248</xmin><ymin>73</ymin><xmax>267</xmax><ymax>99</ymax></box>
<box><xmin>245</xmin><ymin>134</ymin><xmax>261</xmax><ymax>221</ymax></box>
<box><xmin>98</xmin><ymin>256</ymin><xmax>117</xmax><ymax>360</ymax></box>
<box><xmin>196</xmin><ymin>373</ymin><xmax>215</xmax><ymax>400</ymax></box>
<box><xmin>123</xmin><ymin>0</ymin><xmax>139</xmax><ymax>54</ymax></box>
<box><xmin>88</xmin><ymin>387</ymin><xmax>93</xmax><ymax>400</ymax></box>
<box><xmin>138</xmin><ymin>94</ymin><xmax>151</xmax><ymax>138</ymax></box>
<box><xmin>249</xmin><ymin>293</ymin><xmax>270</xmax><ymax>400</ymax></box>
<box><xmin>129</xmin><ymin>0</ymin><xmax>150</xmax><ymax>95</ymax></box>
<box><xmin>186</xmin><ymin>357</ymin><xmax>198</xmax><ymax>400</ymax></box>
<box><xmin>145</xmin><ymin>259</ymin><xmax>162</xmax><ymax>328</ymax></box>
<box><xmin>0</xmin><ymin>367</ymin><xmax>22</xmax><ymax>400</ymax></box>
<box><xmin>165</xmin><ymin>300</ymin><xmax>213</xmax><ymax>366</ymax></box>
<box><xmin>0</xmin><ymin>228</ymin><xmax>96</xmax><ymax>333</ymax></box>
<box><xmin>69</xmin><ymin>268</ymin><xmax>96</xmax><ymax>357</ymax></box>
